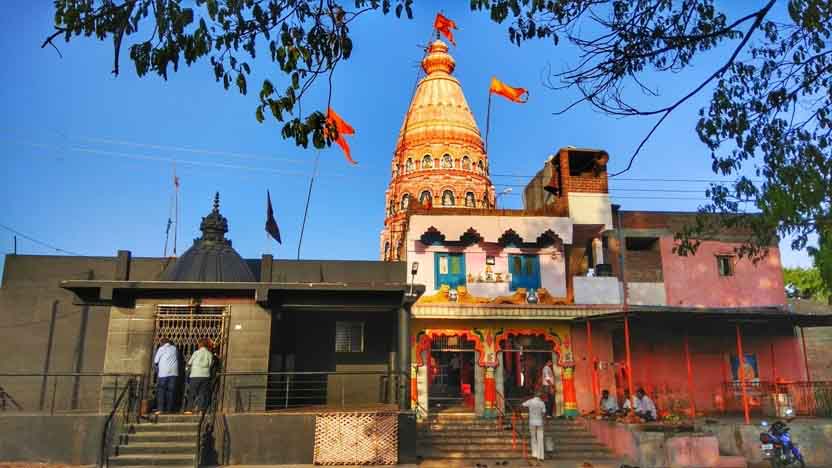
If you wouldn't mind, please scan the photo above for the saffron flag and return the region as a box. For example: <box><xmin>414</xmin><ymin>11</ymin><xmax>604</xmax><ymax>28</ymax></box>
<box><xmin>434</xmin><ymin>13</ymin><xmax>457</xmax><ymax>45</ymax></box>
<box><xmin>490</xmin><ymin>76</ymin><xmax>528</xmax><ymax>103</ymax></box>
<box><xmin>265</xmin><ymin>190</ymin><xmax>281</xmax><ymax>244</ymax></box>
<box><xmin>326</xmin><ymin>107</ymin><xmax>357</xmax><ymax>165</ymax></box>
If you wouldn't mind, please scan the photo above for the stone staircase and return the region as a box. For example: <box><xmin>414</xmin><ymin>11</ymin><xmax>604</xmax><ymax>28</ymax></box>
<box><xmin>417</xmin><ymin>413</ymin><xmax>619</xmax><ymax>463</ymax></box>
<box><xmin>108</xmin><ymin>414</ymin><xmax>199</xmax><ymax>467</ymax></box>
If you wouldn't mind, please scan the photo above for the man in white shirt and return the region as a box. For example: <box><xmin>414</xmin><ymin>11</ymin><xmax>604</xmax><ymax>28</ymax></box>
<box><xmin>153</xmin><ymin>338</ymin><xmax>179</xmax><ymax>414</ymax></box>
<box><xmin>600</xmin><ymin>389</ymin><xmax>619</xmax><ymax>417</ymax></box>
<box><xmin>621</xmin><ymin>388</ymin><xmax>633</xmax><ymax>415</ymax></box>
<box><xmin>522</xmin><ymin>391</ymin><xmax>547</xmax><ymax>464</ymax></box>
<box><xmin>541</xmin><ymin>359</ymin><xmax>556</xmax><ymax>418</ymax></box>
<box><xmin>635</xmin><ymin>388</ymin><xmax>657</xmax><ymax>422</ymax></box>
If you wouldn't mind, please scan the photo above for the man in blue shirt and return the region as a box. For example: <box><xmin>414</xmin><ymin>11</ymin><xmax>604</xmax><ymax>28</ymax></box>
<box><xmin>153</xmin><ymin>338</ymin><xmax>179</xmax><ymax>414</ymax></box>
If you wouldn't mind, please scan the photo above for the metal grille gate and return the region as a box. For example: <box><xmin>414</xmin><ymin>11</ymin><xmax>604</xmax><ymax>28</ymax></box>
<box><xmin>148</xmin><ymin>305</ymin><xmax>230</xmax><ymax>403</ymax></box>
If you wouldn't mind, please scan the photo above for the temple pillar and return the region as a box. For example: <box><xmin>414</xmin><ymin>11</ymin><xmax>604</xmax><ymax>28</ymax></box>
<box><xmin>562</xmin><ymin>366</ymin><xmax>578</xmax><ymax>417</ymax></box>
<box><xmin>475</xmin><ymin>361</ymin><xmax>484</xmax><ymax>416</ymax></box>
<box><xmin>483</xmin><ymin>366</ymin><xmax>497</xmax><ymax>418</ymax></box>
<box><xmin>592</xmin><ymin>237</ymin><xmax>604</xmax><ymax>267</ymax></box>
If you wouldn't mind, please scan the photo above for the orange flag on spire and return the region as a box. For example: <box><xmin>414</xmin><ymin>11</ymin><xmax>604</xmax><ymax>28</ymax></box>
<box><xmin>434</xmin><ymin>13</ymin><xmax>458</xmax><ymax>45</ymax></box>
<box><xmin>326</xmin><ymin>107</ymin><xmax>357</xmax><ymax>165</ymax></box>
<box><xmin>489</xmin><ymin>77</ymin><xmax>529</xmax><ymax>103</ymax></box>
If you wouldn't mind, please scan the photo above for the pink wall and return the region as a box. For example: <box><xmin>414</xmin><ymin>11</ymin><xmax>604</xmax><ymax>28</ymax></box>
<box><xmin>660</xmin><ymin>238</ymin><xmax>786</xmax><ymax>307</ymax></box>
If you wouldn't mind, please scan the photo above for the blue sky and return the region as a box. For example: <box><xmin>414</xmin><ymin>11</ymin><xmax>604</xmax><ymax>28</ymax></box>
<box><xmin>0</xmin><ymin>1</ymin><xmax>813</xmax><ymax>277</ymax></box>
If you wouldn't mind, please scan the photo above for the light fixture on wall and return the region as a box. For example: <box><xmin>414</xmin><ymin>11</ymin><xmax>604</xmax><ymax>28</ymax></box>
<box><xmin>409</xmin><ymin>262</ymin><xmax>419</xmax><ymax>296</ymax></box>
<box><xmin>526</xmin><ymin>288</ymin><xmax>539</xmax><ymax>304</ymax></box>
<box><xmin>448</xmin><ymin>288</ymin><xmax>458</xmax><ymax>302</ymax></box>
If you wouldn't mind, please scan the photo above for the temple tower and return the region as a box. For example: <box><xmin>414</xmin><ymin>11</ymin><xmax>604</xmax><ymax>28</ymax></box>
<box><xmin>381</xmin><ymin>39</ymin><xmax>495</xmax><ymax>260</ymax></box>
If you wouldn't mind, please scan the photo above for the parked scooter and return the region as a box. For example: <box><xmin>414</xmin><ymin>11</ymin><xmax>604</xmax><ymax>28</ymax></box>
<box><xmin>759</xmin><ymin>409</ymin><xmax>805</xmax><ymax>468</ymax></box>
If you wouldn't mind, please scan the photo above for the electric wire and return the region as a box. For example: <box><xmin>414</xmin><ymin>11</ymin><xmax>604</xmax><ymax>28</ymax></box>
<box><xmin>0</xmin><ymin>222</ymin><xmax>84</xmax><ymax>256</ymax></box>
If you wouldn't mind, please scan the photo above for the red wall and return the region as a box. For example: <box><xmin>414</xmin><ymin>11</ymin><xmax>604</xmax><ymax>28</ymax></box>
<box><xmin>570</xmin><ymin>323</ymin><xmax>805</xmax><ymax>415</ymax></box>
<box><xmin>660</xmin><ymin>238</ymin><xmax>786</xmax><ymax>307</ymax></box>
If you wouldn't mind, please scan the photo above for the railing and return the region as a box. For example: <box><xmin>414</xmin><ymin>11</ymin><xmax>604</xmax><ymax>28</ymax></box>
<box><xmin>495</xmin><ymin>390</ymin><xmax>527</xmax><ymax>458</ymax></box>
<box><xmin>0</xmin><ymin>373</ymin><xmax>143</xmax><ymax>414</ymax></box>
<box><xmin>195</xmin><ymin>376</ymin><xmax>222</xmax><ymax>468</ymax></box>
<box><xmin>220</xmin><ymin>370</ymin><xmax>407</xmax><ymax>413</ymax></box>
<box><xmin>99</xmin><ymin>376</ymin><xmax>141</xmax><ymax>468</ymax></box>
<box><xmin>720</xmin><ymin>380</ymin><xmax>832</xmax><ymax>417</ymax></box>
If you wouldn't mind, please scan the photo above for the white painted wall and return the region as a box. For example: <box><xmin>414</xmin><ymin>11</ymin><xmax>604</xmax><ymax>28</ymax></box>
<box><xmin>574</xmin><ymin>276</ymin><xmax>621</xmax><ymax>304</ymax></box>
<box><xmin>567</xmin><ymin>193</ymin><xmax>613</xmax><ymax>229</ymax></box>
<box><xmin>628</xmin><ymin>282</ymin><xmax>667</xmax><ymax>305</ymax></box>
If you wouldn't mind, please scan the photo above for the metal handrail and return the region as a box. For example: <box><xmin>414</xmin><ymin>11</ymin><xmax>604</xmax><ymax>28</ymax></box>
<box><xmin>98</xmin><ymin>377</ymin><xmax>138</xmax><ymax>468</ymax></box>
<box><xmin>194</xmin><ymin>375</ymin><xmax>222</xmax><ymax>468</ymax></box>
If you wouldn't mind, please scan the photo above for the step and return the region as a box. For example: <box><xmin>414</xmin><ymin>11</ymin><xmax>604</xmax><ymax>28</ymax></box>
<box><xmin>417</xmin><ymin>450</ymin><xmax>617</xmax><ymax>461</ymax></box>
<box><xmin>417</xmin><ymin>435</ymin><xmax>601</xmax><ymax>444</ymax></box>
<box><xmin>127</xmin><ymin>431</ymin><xmax>196</xmax><ymax>443</ymax></box>
<box><xmin>149</xmin><ymin>414</ymin><xmax>201</xmax><ymax>423</ymax></box>
<box><xmin>132</xmin><ymin>422</ymin><xmax>199</xmax><ymax>433</ymax></box>
<box><xmin>109</xmin><ymin>453</ymin><xmax>195</xmax><ymax>466</ymax></box>
<box><xmin>420</xmin><ymin>439</ymin><xmax>609</xmax><ymax>448</ymax></box>
<box><xmin>117</xmin><ymin>442</ymin><xmax>195</xmax><ymax>456</ymax></box>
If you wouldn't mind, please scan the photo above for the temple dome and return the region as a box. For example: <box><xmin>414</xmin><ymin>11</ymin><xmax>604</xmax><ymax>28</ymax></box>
<box><xmin>161</xmin><ymin>193</ymin><xmax>255</xmax><ymax>282</ymax></box>
<box><xmin>394</xmin><ymin>39</ymin><xmax>485</xmax><ymax>153</ymax></box>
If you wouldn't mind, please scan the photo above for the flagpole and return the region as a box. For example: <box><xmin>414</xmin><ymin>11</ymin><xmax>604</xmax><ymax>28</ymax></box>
<box><xmin>485</xmin><ymin>91</ymin><xmax>493</xmax><ymax>153</ymax></box>
<box><xmin>297</xmin><ymin>151</ymin><xmax>320</xmax><ymax>260</ymax></box>
<box><xmin>173</xmin><ymin>163</ymin><xmax>179</xmax><ymax>256</ymax></box>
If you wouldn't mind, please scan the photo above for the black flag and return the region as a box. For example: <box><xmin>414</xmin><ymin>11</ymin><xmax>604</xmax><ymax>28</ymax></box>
<box><xmin>265</xmin><ymin>190</ymin><xmax>281</xmax><ymax>244</ymax></box>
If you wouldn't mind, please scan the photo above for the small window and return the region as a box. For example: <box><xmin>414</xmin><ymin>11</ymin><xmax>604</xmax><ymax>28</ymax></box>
<box><xmin>508</xmin><ymin>255</ymin><xmax>541</xmax><ymax>291</ymax></box>
<box><xmin>335</xmin><ymin>321</ymin><xmax>364</xmax><ymax>352</ymax></box>
<box><xmin>441</xmin><ymin>154</ymin><xmax>454</xmax><ymax>169</ymax></box>
<box><xmin>401</xmin><ymin>193</ymin><xmax>411</xmax><ymax>211</ymax></box>
<box><xmin>477</xmin><ymin>160</ymin><xmax>484</xmax><ymax>173</ymax></box>
<box><xmin>420</xmin><ymin>190</ymin><xmax>432</xmax><ymax>206</ymax></box>
<box><xmin>464</xmin><ymin>192</ymin><xmax>476</xmax><ymax>207</ymax></box>
<box><xmin>462</xmin><ymin>155</ymin><xmax>471</xmax><ymax>170</ymax></box>
<box><xmin>435</xmin><ymin>252</ymin><xmax>466</xmax><ymax>289</ymax></box>
<box><xmin>626</xmin><ymin>237</ymin><xmax>658</xmax><ymax>251</ymax></box>
<box><xmin>422</xmin><ymin>154</ymin><xmax>433</xmax><ymax>169</ymax></box>
<box><xmin>384</xmin><ymin>242</ymin><xmax>390</xmax><ymax>261</ymax></box>
<box><xmin>717</xmin><ymin>255</ymin><xmax>734</xmax><ymax>277</ymax></box>
<box><xmin>405</xmin><ymin>158</ymin><xmax>414</xmax><ymax>173</ymax></box>
<box><xmin>388</xmin><ymin>200</ymin><xmax>395</xmax><ymax>216</ymax></box>
<box><xmin>442</xmin><ymin>190</ymin><xmax>455</xmax><ymax>206</ymax></box>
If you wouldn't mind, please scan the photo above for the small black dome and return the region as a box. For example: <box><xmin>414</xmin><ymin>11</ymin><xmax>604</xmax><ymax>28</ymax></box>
<box><xmin>161</xmin><ymin>193</ymin><xmax>255</xmax><ymax>282</ymax></box>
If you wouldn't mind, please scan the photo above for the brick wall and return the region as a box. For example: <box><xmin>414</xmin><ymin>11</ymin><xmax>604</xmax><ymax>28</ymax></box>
<box><xmin>624</xmin><ymin>248</ymin><xmax>663</xmax><ymax>282</ymax></box>
<box><xmin>792</xmin><ymin>299</ymin><xmax>832</xmax><ymax>380</ymax></box>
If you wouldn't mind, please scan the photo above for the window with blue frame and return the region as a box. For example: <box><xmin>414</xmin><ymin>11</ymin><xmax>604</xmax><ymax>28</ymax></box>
<box><xmin>508</xmin><ymin>254</ymin><xmax>541</xmax><ymax>291</ymax></box>
<box><xmin>434</xmin><ymin>253</ymin><xmax>466</xmax><ymax>289</ymax></box>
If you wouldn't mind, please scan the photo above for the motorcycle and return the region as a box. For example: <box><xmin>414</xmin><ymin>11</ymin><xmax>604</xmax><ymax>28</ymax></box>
<box><xmin>759</xmin><ymin>411</ymin><xmax>805</xmax><ymax>468</ymax></box>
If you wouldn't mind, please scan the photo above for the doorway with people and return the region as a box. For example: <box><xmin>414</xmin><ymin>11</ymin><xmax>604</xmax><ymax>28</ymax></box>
<box><xmin>498</xmin><ymin>333</ymin><xmax>562</xmax><ymax>417</ymax></box>
<box><xmin>427</xmin><ymin>334</ymin><xmax>478</xmax><ymax>412</ymax></box>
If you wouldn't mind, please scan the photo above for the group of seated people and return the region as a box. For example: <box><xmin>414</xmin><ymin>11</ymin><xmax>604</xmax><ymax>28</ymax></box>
<box><xmin>599</xmin><ymin>387</ymin><xmax>657</xmax><ymax>422</ymax></box>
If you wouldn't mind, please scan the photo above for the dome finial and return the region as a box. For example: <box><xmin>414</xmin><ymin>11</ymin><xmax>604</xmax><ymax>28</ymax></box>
<box><xmin>421</xmin><ymin>39</ymin><xmax>455</xmax><ymax>75</ymax></box>
<box><xmin>213</xmin><ymin>192</ymin><xmax>221</xmax><ymax>213</ymax></box>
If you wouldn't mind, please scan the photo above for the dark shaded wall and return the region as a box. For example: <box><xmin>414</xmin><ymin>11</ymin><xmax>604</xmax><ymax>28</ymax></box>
<box><xmin>0</xmin><ymin>254</ymin><xmax>168</xmax><ymax>410</ymax></box>
<box><xmin>0</xmin><ymin>414</ymin><xmax>106</xmax><ymax>464</ymax></box>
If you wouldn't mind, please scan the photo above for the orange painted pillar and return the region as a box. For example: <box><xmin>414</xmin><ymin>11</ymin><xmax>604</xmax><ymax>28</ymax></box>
<box><xmin>684</xmin><ymin>334</ymin><xmax>696</xmax><ymax>418</ymax></box>
<box><xmin>735</xmin><ymin>324</ymin><xmax>751</xmax><ymax>424</ymax></box>
<box><xmin>484</xmin><ymin>366</ymin><xmax>497</xmax><ymax>418</ymax></box>
<box><xmin>587</xmin><ymin>320</ymin><xmax>599</xmax><ymax>414</ymax></box>
<box><xmin>624</xmin><ymin>312</ymin><xmax>635</xmax><ymax>405</ymax></box>
<box><xmin>410</xmin><ymin>365</ymin><xmax>418</xmax><ymax>409</ymax></box>
<box><xmin>800</xmin><ymin>327</ymin><xmax>812</xmax><ymax>383</ymax></box>
<box><xmin>562</xmin><ymin>366</ymin><xmax>578</xmax><ymax>416</ymax></box>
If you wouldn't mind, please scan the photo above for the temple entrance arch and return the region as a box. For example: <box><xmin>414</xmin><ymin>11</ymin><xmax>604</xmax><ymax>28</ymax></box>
<box><xmin>497</xmin><ymin>331</ymin><xmax>566</xmax><ymax>416</ymax></box>
<box><xmin>414</xmin><ymin>330</ymin><xmax>485</xmax><ymax>416</ymax></box>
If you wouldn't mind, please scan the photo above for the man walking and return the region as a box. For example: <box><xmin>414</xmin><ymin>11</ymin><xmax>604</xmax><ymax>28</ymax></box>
<box><xmin>184</xmin><ymin>339</ymin><xmax>215</xmax><ymax>414</ymax></box>
<box><xmin>153</xmin><ymin>338</ymin><xmax>178</xmax><ymax>414</ymax></box>
<box><xmin>522</xmin><ymin>390</ymin><xmax>547</xmax><ymax>465</ymax></box>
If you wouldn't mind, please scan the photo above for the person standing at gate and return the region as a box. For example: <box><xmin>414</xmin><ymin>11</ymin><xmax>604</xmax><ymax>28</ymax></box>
<box><xmin>541</xmin><ymin>359</ymin><xmax>555</xmax><ymax>418</ymax></box>
<box><xmin>153</xmin><ymin>338</ymin><xmax>179</xmax><ymax>415</ymax></box>
<box><xmin>522</xmin><ymin>390</ymin><xmax>547</xmax><ymax>465</ymax></box>
<box><xmin>184</xmin><ymin>339</ymin><xmax>214</xmax><ymax>414</ymax></box>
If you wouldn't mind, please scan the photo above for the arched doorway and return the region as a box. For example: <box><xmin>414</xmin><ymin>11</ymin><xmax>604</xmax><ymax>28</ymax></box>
<box><xmin>428</xmin><ymin>335</ymin><xmax>477</xmax><ymax>412</ymax></box>
<box><xmin>498</xmin><ymin>333</ymin><xmax>564</xmax><ymax>416</ymax></box>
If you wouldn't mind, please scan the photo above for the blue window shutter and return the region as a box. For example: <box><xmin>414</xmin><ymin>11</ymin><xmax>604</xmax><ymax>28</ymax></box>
<box><xmin>434</xmin><ymin>253</ymin><xmax>466</xmax><ymax>289</ymax></box>
<box><xmin>509</xmin><ymin>255</ymin><xmax>541</xmax><ymax>291</ymax></box>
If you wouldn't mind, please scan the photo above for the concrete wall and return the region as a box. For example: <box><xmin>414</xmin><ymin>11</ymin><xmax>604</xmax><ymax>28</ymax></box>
<box><xmin>0</xmin><ymin>414</ymin><xmax>105</xmax><ymax>464</ymax></box>
<box><xmin>660</xmin><ymin>238</ymin><xmax>786</xmax><ymax>308</ymax></box>
<box><xmin>567</xmin><ymin>193</ymin><xmax>614</xmax><ymax>229</ymax></box>
<box><xmin>573</xmin><ymin>276</ymin><xmax>620</xmax><ymax>304</ymax></box>
<box><xmin>220</xmin><ymin>412</ymin><xmax>416</xmax><ymax>464</ymax></box>
<box><xmin>714</xmin><ymin>420</ymin><xmax>832</xmax><ymax>466</ymax></box>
